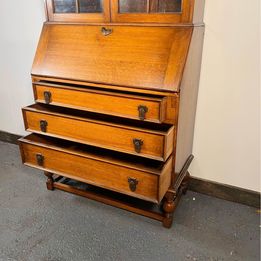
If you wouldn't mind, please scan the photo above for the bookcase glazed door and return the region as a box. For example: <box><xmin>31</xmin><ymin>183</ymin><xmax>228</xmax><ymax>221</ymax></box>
<box><xmin>46</xmin><ymin>0</ymin><xmax>110</xmax><ymax>22</ymax></box>
<box><xmin>110</xmin><ymin>0</ymin><xmax>194</xmax><ymax>23</ymax></box>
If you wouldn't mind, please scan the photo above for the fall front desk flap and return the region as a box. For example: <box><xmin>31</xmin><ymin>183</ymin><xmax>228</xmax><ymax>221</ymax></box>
<box><xmin>32</xmin><ymin>24</ymin><xmax>192</xmax><ymax>92</ymax></box>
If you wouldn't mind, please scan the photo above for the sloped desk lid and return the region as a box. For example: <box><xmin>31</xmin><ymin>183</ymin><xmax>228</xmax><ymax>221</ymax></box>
<box><xmin>32</xmin><ymin>24</ymin><xmax>192</xmax><ymax>92</ymax></box>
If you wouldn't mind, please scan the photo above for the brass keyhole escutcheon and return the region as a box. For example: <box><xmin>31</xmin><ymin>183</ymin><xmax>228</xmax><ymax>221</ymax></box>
<box><xmin>44</xmin><ymin>91</ymin><xmax>52</xmax><ymax>104</ymax></box>
<box><xmin>133</xmin><ymin>138</ymin><xmax>143</xmax><ymax>153</ymax></box>
<box><xmin>101</xmin><ymin>27</ymin><xmax>113</xmax><ymax>36</ymax></box>
<box><xmin>128</xmin><ymin>177</ymin><xmax>138</xmax><ymax>192</ymax></box>
<box><xmin>36</xmin><ymin>153</ymin><xmax>44</xmax><ymax>166</ymax></box>
<box><xmin>40</xmin><ymin>120</ymin><xmax>48</xmax><ymax>132</ymax></box>
<box><xmin>138</xmin><ymin>105</ymin><xmax>148</xmax><ymax>121</ymax></box>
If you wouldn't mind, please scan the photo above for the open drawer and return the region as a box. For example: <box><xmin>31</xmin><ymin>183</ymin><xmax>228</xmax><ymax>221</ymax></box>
<box><xmin>33</xmin><ymin>82</ymin><xmax>167</xmax><ymax>123</ymax></box>
<box><xmin>19</xmin><ymin>134</ymin><xmax>172</xmax><ymax>203</ymax></box>
<box><xmin>22</xmin><ymin>104</ymin><xmax>174</xmax><ymax>161</ymax></box>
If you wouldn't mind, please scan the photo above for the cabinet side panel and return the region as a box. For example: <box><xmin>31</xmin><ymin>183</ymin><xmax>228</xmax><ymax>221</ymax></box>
<box><xmin>175</xmin><ymin>26</ymin><xmax>205</xmax><ymax>173</ymax></box>
<box><xmin>193</xmin><ymin>0</ymin><xmax>205</xmax><ymax>24</ymax></box>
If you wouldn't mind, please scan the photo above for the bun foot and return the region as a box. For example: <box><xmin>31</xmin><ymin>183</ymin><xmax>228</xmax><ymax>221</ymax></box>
<box><xmin>162</xmin><ymin>191</ymin><xmax>176</xmax><ymax>229</ymax></box>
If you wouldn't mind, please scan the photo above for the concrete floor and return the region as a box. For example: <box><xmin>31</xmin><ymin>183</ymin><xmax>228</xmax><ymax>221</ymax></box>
<box><xmin>0</xmin><ymin>141</ymin><xmax>260</xmax><ymax>261</ymax></box>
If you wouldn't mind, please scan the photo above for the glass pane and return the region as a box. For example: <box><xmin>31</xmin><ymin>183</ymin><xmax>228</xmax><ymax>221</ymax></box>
<box><xmin>157</xmin><ymin>0</ymin><xmax>182</xmax><ymax>13</ymax></box>
<box><xmin>79</xmin><ymin>0</ymin><xmax>103</xmax><ymax>13</ymax></box>
<box><xmin>53</xmin><ymin>0</ymin><xmax>76</xmax><ymax>13</ymax></box>
<box><xmin>119</xmin><ymin>0</ymin><xmax>147</xmax><ymax>13</ymax></box>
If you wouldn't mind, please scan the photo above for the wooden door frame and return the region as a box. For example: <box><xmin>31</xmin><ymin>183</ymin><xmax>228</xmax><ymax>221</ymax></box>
<box><xmin>45</xmin><ymin>0</ymin><xmax>111</xmax><ymax>22</ymax></box>
<box><xmin>110</xmin><ymin>0</ymin><xmax>194</xmax><ymax>23</ymax></box>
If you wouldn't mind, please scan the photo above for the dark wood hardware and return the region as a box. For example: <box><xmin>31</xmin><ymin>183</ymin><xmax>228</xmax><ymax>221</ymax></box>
<box><xmin>128</xmin><ymin>177</ymin><xmax>138</xmax><ymax>192</ymax></box>
<box><xmin>40</xmin><ymin>120</ymin><xmax>48</xmax><ymax>132</ymax></box>
<box><xmin>44</xmin><ymin>91</ymin><xmax>51</xmax><ymax>104</ymax></box>
<box><xmin>133</xmin><ymin>138</ymin><xmax>143</xmax><ymax>153</ymax></box>
<box><xmin>101</xmin><ymin>27</ymin><xmax>113</xmax><ymax>36</ymax></box>
<box><xmin>138</xmin><ymin>105</ymin><xmax>148</xmax><ymax>120</ymax></box>
<box><xmin>36</xmin><ymin>153</ymin><xmax>44</xmax><ymax>166</ymax></box>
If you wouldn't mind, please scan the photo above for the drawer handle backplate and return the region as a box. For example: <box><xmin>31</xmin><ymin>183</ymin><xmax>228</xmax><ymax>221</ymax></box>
<box><xmin>133</xmin><ymin>138</ymin><xmax>143</xmax><ymax>153</ymax></box>
<box><xmin>40</xmin><ymin>120</ymin><xmax>48</xmax><ymax>132</ymax></box>
<box><xmin>128</xmin><ymin>177</ymin><xmax>138</xmax><ymax>192</ymax></box>
<box><xmin>101</xmin><ymin>27</ymin><xmax>113</xmax><ymax>36</ymax></box>
<box><xmin>138</xmin><ymin>105</ymin><xmax>148</xmax><ymax>121</ymax></box>
<box><xmin>36</xmin><ymin>153</ymin><xmax>44</xmax><ymax>166</ymax></box>
<box><xmin>44</xmin><ymin>91</ymin><xmax>52</xmax><ymax>104</ymax></box>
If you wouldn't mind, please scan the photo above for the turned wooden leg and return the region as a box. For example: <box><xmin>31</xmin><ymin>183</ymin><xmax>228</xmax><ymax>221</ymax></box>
<box><xmin>44</xmin><ymin>171</ymin><xmax>54</xmax><ymax>191</ymax></box>
<box><xmin>181</xmin><ymin>172</ymin><xmax>190</xmax><ymax>195</ymax></box>
<box><xmin>162</xmin><ymin>191</ymin><xmax>176</xmax><ymax>228</ymax></box>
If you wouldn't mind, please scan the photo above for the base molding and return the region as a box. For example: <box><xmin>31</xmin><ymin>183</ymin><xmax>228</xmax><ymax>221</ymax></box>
<box><xmin>0</xmin><ymin>130</ymin><xmax>260</xmax><ymax>208</ymax></box>
<box><xmin>189</xmin><ymin>177</ymin><xmax>260</xmax><ymax>209</ymax></box>
<box><xmin>0</xmin><ymin>130</ymin><xmax>21</xmax><ymax>145</ymax></box>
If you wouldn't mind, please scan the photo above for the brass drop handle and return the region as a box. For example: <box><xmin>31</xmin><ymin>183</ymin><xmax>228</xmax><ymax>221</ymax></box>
<box><xmin>101</xmin><ymin>27</ymin><xmax>113</xmax><ymax>36</ymax></box>
<box><xmin>36</xmin><ymin>153</ymin><xmax>44</xmax><ymax>166</ymax></box>
<box><xmin>133</xmin><ymin>138</ymin><xmax>143</xmax><ymax>153</ymax></box>
<box><xmin>40</xmin><ymin>120</ymin><xmax>48</xmax><ymax>132</ymax></box>
<box><xmin>138</xmin><ymin>105</ymin><xmax>148</xmax><ymax>121</ymax></box>
<box><xmin>128</xmin><ymin>177</ymin><xmax>138</xmax><ymax>192</ymax></box>
<box><xmin>44</xmin><ymin>91</ymin><xmax>52</xmax><ymax>104</ymax></box>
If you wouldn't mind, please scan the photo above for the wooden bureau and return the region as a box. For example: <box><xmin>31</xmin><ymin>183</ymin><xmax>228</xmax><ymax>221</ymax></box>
<box><xmin>19</xmin><ymin>0</ymin><xmax>205</xmax><ymax>228</ymax></box>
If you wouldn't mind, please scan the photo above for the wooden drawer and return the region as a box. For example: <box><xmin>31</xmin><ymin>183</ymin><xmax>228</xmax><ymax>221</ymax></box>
<box><xmin>19</xmin><ymin>134</ymin><xmax>172</xmax><ymax>203</ymax></box>
<box><xmin>33</xmin><ymin>82</ymin><xmax>167</xmax><ymax>123</ymax></box>
<box><xmin>22</xmin><ymin>104</ymin><xmax>174</xmax><ymax>161</ymax></box>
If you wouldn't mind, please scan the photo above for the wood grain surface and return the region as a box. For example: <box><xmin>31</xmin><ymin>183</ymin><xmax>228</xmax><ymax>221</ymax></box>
<box><xmin>32</xmin><ymin>24</ymin><xmax>192</xmax><ymax>92</ymax></box>
<box><xmin>22</xmin><ymin>104</ymin><xmax>174</xmax><ymax>161</ymax></box>
<box><xmin>33</xmin><ymin>82</ymin><xmax>168</xmax><ymax>123</ymax></box>
<box><xmin>19</xmin><ymin>134</ymin><xmax>172</xmax><ymax>203</ymax></box>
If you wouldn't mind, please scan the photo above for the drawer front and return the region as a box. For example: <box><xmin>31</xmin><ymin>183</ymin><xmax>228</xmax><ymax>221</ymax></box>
<box><xmin>23</xmin><ymin>107</ymin><xmax>174</xmax><ymax>161</ymax></box>
<box><xmin>19</xmin><ymin>139</ymin><xmax>172</xmax><ymax>203</ymax></box>
<box><xmin>34</xmin><ymin>84</ymin><xmax>167</xmax><ymax>123</ymax></box>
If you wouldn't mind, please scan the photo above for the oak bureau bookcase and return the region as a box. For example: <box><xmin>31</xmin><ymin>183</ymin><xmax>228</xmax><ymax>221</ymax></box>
<box><xmin>19</xmin><ymin>0</ymin><xmax>205</xmax><ymax>228</ymax></box>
